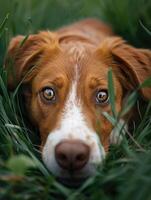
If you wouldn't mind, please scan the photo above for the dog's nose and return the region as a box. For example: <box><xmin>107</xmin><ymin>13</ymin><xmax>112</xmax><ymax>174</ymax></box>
<box><xmin>55</xmin><ymin>140</ymin><xmax>90</xmax><ymax>171</ymax></box>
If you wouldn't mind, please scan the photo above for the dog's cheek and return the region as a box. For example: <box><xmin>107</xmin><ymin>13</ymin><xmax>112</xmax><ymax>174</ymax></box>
<box><xmin>29</xmin><ymin>101</ymin><xmax>62</xmax><ymax>144</ymax></box>
<box><xmin>82</xmin><ymin>106</ymin><xmax>112</xmax><ymax>152</ymax></box>
<box><xmin>28</xmin><ymin>101</ymin><xmax>50</xmax><ymax>143</ymax></box>
<box><xmin>98</xmin><ymin>116</ymin><xmax>113</xmax><ymax>152</ymax></box>
<box><xmin>25</xmin><ymin>95</ymin><xmax>42</xmax><ymax>127</ymax></box>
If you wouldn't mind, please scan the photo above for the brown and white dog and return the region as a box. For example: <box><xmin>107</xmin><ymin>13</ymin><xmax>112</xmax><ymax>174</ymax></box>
<box><xmin>5</xmin><ymin>19</ymin><xmax>151</xmax><ymax>187</ymax></box>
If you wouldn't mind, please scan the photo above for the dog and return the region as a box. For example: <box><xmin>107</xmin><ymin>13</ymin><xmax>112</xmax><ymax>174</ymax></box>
<box><xmin>5</xmin><ymin>19</ymin><xmax>151</xmax><ymax>187</ymax></box>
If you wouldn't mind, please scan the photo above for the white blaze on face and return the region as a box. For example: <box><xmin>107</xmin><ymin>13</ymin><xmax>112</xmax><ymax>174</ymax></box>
<box><xmin>42</xmin><ymin>68</ymin><xmax>105</xmax><ymax>178</ymax></box>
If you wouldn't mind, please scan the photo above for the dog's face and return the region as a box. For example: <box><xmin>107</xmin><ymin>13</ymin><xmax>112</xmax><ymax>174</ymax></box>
<box><xmin>5</xmin><ymin>32</ymin><xmax>151</xmax><ymax>186</ymax></box>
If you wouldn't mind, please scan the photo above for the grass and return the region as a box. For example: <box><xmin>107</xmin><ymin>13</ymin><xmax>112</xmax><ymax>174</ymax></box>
<box><xmin>0</xmin><ymin>0</ymin><xmax>151</xmax><ymax>199</ymax></box>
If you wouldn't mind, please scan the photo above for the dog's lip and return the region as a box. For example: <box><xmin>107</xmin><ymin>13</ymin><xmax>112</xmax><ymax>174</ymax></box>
<box><xmin>57</xmin><ymin>177</ymin><xmax>88</xmax><ymax>188</ymax></box>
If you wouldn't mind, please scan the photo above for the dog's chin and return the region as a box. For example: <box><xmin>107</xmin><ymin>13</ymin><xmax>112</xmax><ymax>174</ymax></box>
<box><xmin>57</xmin><ymin>177</ymin><xmax>88</xmax><ymax>188</ymax></box>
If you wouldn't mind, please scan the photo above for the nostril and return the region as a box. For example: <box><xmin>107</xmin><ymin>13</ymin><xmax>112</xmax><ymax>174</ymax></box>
<box><xmin>56</xmin><ymin>152</ymin><xmax>69</xmax><ymax>169</ymax></box>
<box><xmin>76</xmin><ymin>153</ymin><xmax>86</xmax><ymax>162</ymax></box>
<box><xmin>74</xmin><ymin>152</ymin><xmax>89</xmax><ymax>170</ymax></box>
<box><xmin>58</xmin><ymin>153</ymin><xmax>67</xmax><ymax>162</ymax></box>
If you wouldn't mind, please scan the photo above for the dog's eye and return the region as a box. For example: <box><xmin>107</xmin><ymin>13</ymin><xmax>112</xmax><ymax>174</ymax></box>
<box><xmin>41</xmin><ymin>87</ymin><xmax>55</xmax><ymax>101</ymax></box>
<box><xmin>96</xmin><ymin>90</ymin><xmax>109</xmax><ymax>104</ymax></box>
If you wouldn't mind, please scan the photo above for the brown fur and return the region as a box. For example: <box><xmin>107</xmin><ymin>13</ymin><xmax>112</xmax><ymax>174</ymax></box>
<box><xmin>4</xmin><ymin>18</ymin><xmax>151</xmax><ymax>151</ymax></box>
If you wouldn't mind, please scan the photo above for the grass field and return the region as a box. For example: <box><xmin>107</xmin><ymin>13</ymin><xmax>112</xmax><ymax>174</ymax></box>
<box><xmin>0</xmin><ymin>0</ymin><xmax>151</xmax><ymax>199</ymax></box>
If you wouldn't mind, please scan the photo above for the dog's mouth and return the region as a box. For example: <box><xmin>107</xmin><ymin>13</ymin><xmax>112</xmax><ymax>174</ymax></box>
<box><xmin>57</xmin><ymin>177</ymin><xmax>88</xmax><ymax>188</ymax></box>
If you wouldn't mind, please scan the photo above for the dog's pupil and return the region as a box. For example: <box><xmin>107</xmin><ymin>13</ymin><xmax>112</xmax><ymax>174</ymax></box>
<box><xmin>45</xmin><ymin>89</ymin><xmax>54</xmax><ymax>99</ymax></box>
<box><xmin>98</xmin><ymin>91</ymin><xmax>107</xmax><ymax>102</ymax></box>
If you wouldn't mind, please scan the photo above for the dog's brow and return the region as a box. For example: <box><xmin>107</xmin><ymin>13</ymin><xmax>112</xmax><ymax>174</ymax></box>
<box><xmin>88</xmin><ymin>77</ymin><xmax>107</xmax><ymax>89</ymax></box>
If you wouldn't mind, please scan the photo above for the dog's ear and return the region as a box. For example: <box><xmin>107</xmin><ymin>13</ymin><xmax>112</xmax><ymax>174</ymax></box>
<box><xmin>97</xmin><ymin>37</ymin><xmax>151</xmax><ymax>100</ymax></box>
<box><xmin>4</xmin><ymin>32</ymin><xmax>59</xmax><ymax>90</ymax></box>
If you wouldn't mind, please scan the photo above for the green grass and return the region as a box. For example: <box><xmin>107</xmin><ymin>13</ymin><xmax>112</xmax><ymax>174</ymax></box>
<box><xmin>0</xmin><ymin>0</ymin><xmax>151</xmax><ymax>199</ymax></box>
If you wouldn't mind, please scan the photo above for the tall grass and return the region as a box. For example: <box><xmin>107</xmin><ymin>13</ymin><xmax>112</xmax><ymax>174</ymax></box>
<box><xmin>0</xmin><ymin>0</ymin><xmax>151</xmax><ymax>199</ymax></box>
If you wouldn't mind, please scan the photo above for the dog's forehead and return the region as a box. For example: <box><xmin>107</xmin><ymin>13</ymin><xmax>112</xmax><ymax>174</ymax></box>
<box><xmin>32</xmin><ymin>42</ymin><xmax>110</xmax><ymax>90</ymax></box>
<box><xmin>61</xmin><ymin>42</ymin><xmax>93</xmax><ymax>63</ymax></box>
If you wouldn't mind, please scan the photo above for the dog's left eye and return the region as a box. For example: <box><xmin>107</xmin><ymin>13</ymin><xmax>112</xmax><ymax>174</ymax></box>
<box><xmin>96</xmin><ymin>90</ymin><xmax>109</xmax><ymax>105</ymax></box>
<box><xmin>41</xmin><ymin>87</ymin><xmax>55</xmax><ymax>101</ymax></box>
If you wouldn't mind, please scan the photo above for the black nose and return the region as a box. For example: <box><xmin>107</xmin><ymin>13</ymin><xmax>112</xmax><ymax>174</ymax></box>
<box><xmin>55</xmin><ymin>140</ymin><xmax>90</xmax><ymax>171</ymax></box>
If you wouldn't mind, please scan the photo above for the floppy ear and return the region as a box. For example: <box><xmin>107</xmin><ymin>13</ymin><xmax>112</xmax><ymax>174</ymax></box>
<box><xmin>98</xmin><ymin>37</ymin><xmax>151</xmax><ymax>100</ymax></box>
<box><xmin>4</xmin><ymin>32</ymin><xmax>59</xmax><ymax>90</ymax></box>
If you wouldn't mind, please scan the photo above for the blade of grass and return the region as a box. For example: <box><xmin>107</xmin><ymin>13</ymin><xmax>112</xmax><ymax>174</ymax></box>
<box><xmin>0</xmin><ymin>13</ymin><xmax>9</xmax><ymax>37</ymax></box>
<box><xmin>108</xmin><ymin>69</ymin><xmax>116</xmax><ymax>118</ymax></box>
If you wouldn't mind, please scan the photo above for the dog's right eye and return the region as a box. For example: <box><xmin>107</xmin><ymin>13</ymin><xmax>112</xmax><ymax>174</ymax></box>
<box><xmin>41</xmin><ymin>87</ymin><xmax>56</xmax><ymax>102</ymax></box>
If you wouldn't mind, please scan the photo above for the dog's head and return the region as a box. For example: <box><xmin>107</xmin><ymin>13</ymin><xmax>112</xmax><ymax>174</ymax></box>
<box><xmin>5</xmin><ymin>32</ymin><xmax>151</xmax><ymax>187</ymax></box>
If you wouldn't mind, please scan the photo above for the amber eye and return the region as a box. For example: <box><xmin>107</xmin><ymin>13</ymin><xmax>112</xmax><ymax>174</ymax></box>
<box><xmin>41</xmin><ymin>87</ymin><xmax>55</xmax><ymax>101</ymax></box>
<box><xmin>96</xmin><ymin>90</ymin><xmax>109</xmax><ymax>105</ymax></box>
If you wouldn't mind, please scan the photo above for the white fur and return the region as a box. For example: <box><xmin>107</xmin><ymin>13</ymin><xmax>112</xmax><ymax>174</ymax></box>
<box><xmin>42</xmin><ymin>78</ymin><xmax>105</xmax><ymax>178</ymax></box>
<box><xmin>110</xmin><ymin>119</ymin><xmax>127</xmax><ymax>144</ymax></box>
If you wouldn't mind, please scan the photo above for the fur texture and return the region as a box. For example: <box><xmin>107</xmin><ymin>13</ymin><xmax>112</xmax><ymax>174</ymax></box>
<box><xmin>5</xmin><ymin>19</ymin><xmax>151</xmax><ymax>182</ymax></box>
